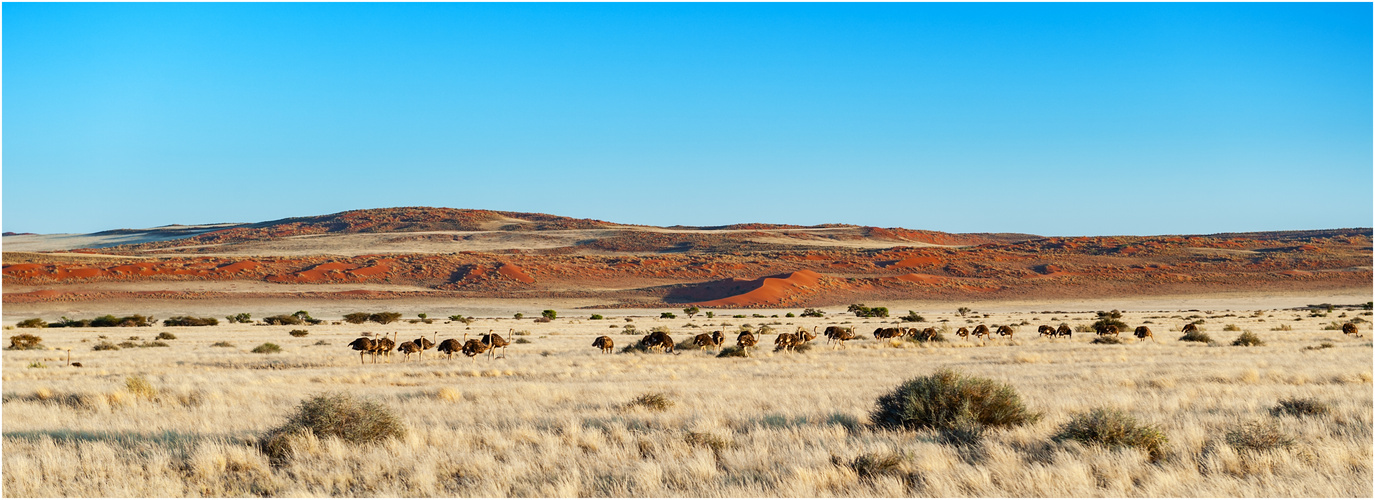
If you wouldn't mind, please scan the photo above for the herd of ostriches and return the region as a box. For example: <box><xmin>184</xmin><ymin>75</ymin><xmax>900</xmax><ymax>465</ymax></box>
<box><xmin>347</xmin><ymin>322</ymin><xmax>1362</xmax><ymax>364</ymax></box>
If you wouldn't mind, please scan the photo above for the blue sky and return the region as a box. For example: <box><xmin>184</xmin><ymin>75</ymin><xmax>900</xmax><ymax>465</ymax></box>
<box><xmin>5</xmin><ymin>3</ymin><xmax>1371</xmax><ymax>236</ymax></box>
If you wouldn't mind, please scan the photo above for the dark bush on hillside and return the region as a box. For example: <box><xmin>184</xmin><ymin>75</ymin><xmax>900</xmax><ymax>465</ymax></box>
<box><xmin>16</xmin><ymin>318</ymin><xmax>46</xmax><ymax>328</ymax></box>
<box><xmin>261</xmin><ymin>393</ymin><xmax>404</xmax><ymax>464</ymax></box>
<box><xmin>870</xmin><ymin>368</ymin><xmax>1039</xmax><ymax>433</ymax></box>
<box><xmin>1053</xmin><ymin>407</ymin><xmax>1168</xmax><ymax>461</ymax></box>
<box><xmin>263</xmin><ymin>315</ymin><xmax>303</xmax><ymax>326</ymax></box>
<box><xmin>163</xmin><ymin>316</ymin><xmax>218</xmax><ymax>327</ymax></box>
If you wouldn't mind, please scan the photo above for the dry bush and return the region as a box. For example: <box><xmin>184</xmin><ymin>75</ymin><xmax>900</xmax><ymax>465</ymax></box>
<box><xmin>92</xmin><ymin>341</ymin><xmax>119</xmax><ymax>351</ymax></box>
<box><xmin>1271</xmin><ymin>397</ymin><xmax>1331</xmax><ymax>418</ymax></box>
<box><xmin>1179</xmin><ymin>330</ymin><xmax>1213</xmax><ymax>343</ymax></box>
<box><xmin>625</xmin><ymin>392</ymin><xmax>674</xmax><ymax>412</ymax></box>
<box><xmin>251</xmin><ymin>343</ymin><xmax>282</xmax><ymax>354</ymax></box>
<box><xmin>16</xmin><ymin>318</ymin><xmax>46</xmax><ymax>328</ymax></box>
<box><xmin>870</xmin><ymin>368</ymin><xmax>1039</xmax><ymax>433</ymax></box>
<box><xmin>1225</xmin><ymin>421</ymin><xmax>1295</xmax><ymax>452</ymax></box>
<box><xmin>1270</xmin><ymin>324</ymin><xmax>1293</xmax><ymax>331</ymax></box>
<box><xmin>288</xmin><ymin>329</ymin><xmax>309</xmax><ymax>337</ymax></box>
<box><xmin>1091</xmin><ymin>336</ymin><xmax>1124</xmax><ymax>345</ymax></box>
<box><xmin>1053</xmin><ymin>407</ymin><xmax>1168</xmax><ymax>461</ymax></box>
<box><xmin>1303</xmin><ymin>342</ymin><xmax>1335</xmax><ymax>351</ymax></box>
<box><xmin>210</xmin><ymin>341</ymin><xmax>236</xmax><ymax>348</ymax></box>
<box><xmin>716</xmin><ymin>346</ymin><xmax>748</xmax><ymax>358</ymax></box>
<box><xmin>8</xmin><ymin>334</ymin><xmax>44</xmax><ymax>350</ymax></box>
<box><xmin>260</xmin><ymin>393</ymin><xmax>405</xmax><ymax>464</ymax></box>
<box><xmin>1231</xmin><ymin>331</ymin><xmax>1265</xmax><ymax>347</ymax></box>
<box><xmin>155</xmin><ymin>332</ymin><xmax>177</xmax><ymax>340</ymax></box>
<box><xmin>833</xmin><ymin>451</ymin><xmax>905</xmax><ymax>479</ymax></box>
<box><xmin>125</xmin><ymin>375</ymin><xmax>157</xmax><ymax>400</ymax></box>
<box><xmin>1223</xmin><ymin>324</ymin><xmax>1241</xmax><ymax>331</ymax></box>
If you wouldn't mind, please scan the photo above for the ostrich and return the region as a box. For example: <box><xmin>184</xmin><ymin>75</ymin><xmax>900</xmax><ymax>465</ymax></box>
<box><xmin>832</xmin><ymin>328</ymin><xmax>859</xmax><ymax>349</ymax></box>
<box><xmin>713</xmin><ymin>330</ymin><xmax>727</xmax><ymax>346</ymax></box>
<box><xmin>1097</xmin><ymin>325</ymin><xmax>1120</xmax><ymax>337</ymax></box>
<box><xmin>593</xmin><ymin>336</ymin><xmax>614</xmax><ymax>354</ymax></box>
<box><xmin>461</xmin><ymin>333</ymin><xmax>490</xmax><ymax>361</ymax></box>
<box><xmin>995</xmin><ymin>325</ymin><xmax>1014</xmax><ymax>338</ymax></box>
<box><xmin>692</xmin><ymin>333</ymin><xmax>720</xmax><ymax>350</ymax></box>
<box><xmin>972</xmin><ymin>325</ymin><xmax>991</xmax><ymax>340</ymax></box>
<box><xmin>797</xmin><ymin>327</ymin><xmax>817</xmax><ymax>344</ymax></box>
<box><xmin>737</xmin><ymin>331</ymin><xmax>758</xmax><ymax>354</ymax></box>
<box><xmin>373</xmin><ymin>333</ymin><xmax>396</xmax><ymax>362</ymax></box>
<box><xmin>1055</xmin><ymin>324</ymin><xmax>1072</xmax><ymax>339</ymax></box>
<box><xmin>1342</xmin><ymin>323</ymin><xmax>1360</xmax><ymax>337</ymax></box>
<box><xmin>436</xmin><ymin>338</ymin><xmax>462</xmax><ymax>360</ymax></box>
<box><xmin>916</xmin><ymin>327</ymin><xmax>938</xmax><ymax>342</ymax></box>
<box><xmin>481</xmin><ymin>329</ymin><xmax>511</xmax><ymax>359</ymax></box>
<box><xmin>873</xmin><ymin>327</ymin><xmax>901</xmax><ymax>341</ymax></box>
<box><xmin>774</xmin><ymin>332</ymin><xmax>799</xmax><ymax>352</ymax></box>
<box><xmin>955</xmin><ymin>327</ymin><xmax>970</xmax><ymax>340</ymax></box>
<box><xmin>412</xmin><ymin>333</ymin><xmax>436</xmax><ymax>360</ymax></box>
<box><xmin>1181</xmin><ymin>323</ymin><xmax>1199</xmax><ymax>334</ymax></box>
<box><xmin>639</xmin><ymin>331</ymin><xmax>675</xmax><ymax>354</ymax></box>
<box><xmin>397</xmin><ymin>340</ymin><xmax>420</xmax><ymax>362</ymax></box>
<box><xmin>348</xmin><ymin>337</ymin><xmax>376</xmax><ymax>365</ymax></box>
<box><xmin>1037</xmin><ymin>325</ymin><xmax>1056</xmax><ymax>338</ymax></box>
<box><xmin>1134</xmin><ymin>326</ymin><xmax>1155</xmax><ymax>342</ymax></box>
<box><xmin>822</xmin><ymin>326</ymin><xmax>852</xmax><ymax>345</ymax></box>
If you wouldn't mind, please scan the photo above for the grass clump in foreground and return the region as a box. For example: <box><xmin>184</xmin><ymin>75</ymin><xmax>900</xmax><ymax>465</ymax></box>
<box><xmin>261</xmin><ymin>393</ymin><xmax>405</xmax><ymax>464</ymax></box>
<box><xmin>1271</xmin><ymin>397</ymin><xmax>1330</xmax><ymax>418</ymax></box>
<box><xmin>717</xmin><ymin>346</ymin><xmax>749</xmax><ymax>358</ymax></box>
<box><xmin>1090</xmin><ymin>336</ymin><xmax>1125</xmax><ymax>345</ymax></box>
<box><xmin>870</xmin><ymin>368</ymin><xmax>1039</xmax><ymax>441</ymax></box>
<box><xmin>1053</xmin><ymin>407</ymin><xmax>1168</xmax><ymax>461</ymax></box>
<box><xmin>1179</xmin><ymin>330</ymin><xmax>1213</xmax><ymax>343</ymax></box>
<box><xmin>624</xmin><ymin>392</ymin><xmax>674</xmax><ymax>412</ymax></box>
<box><xmin>1231</xmin><ymin>331</ymin><xmax>1265</xmax><ymax>347</ymax></box>
<box><xmin>251</xmin><ymin>343</ymin><xmax>282</xmax><ymax>354</ymax></box>
<box><xmin>1226</xmin><ymin>421</ymin><xmax>1295</xmax><ymax>452</ymax></box>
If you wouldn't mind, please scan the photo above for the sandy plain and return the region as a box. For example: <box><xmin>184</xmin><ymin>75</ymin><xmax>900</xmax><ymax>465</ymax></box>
<box><xmin>2</xmin><ymin>303</ymin><xmax>1371</xmax><ymax>497</ymax></box>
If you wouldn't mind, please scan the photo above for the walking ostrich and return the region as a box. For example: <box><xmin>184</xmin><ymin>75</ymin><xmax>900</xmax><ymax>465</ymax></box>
<box><xmin>956</xmin><ymin>327</ymin><xmax>970</xmax><ymax>340</ymax></box>
<box><xmin>1134</xmin><ymin>326</ymin><xmax>1155</xmax><ymax>342</ymax></box>
<box><xmin>822</xmin><ymin>326</ymin><xmax>852</xmax><ymax>345</ymax></box>
<box><xmin>1055</xmin><ymin>324</ymin><xmax>1072</xmax><ymax>339</ymax></box>
<box><xmin>737</xmin><ymin>331</ymin><xmax>758</xmax><ymax>354</ymax></box>
<box><xmin>1037</xmin><ymin>325</ymin><xmax>1056</xmax><ymax>338</ymax></box>
<box><xmin>1342</xmin><ymin>322</ymin><xmax>1360</xmax><ymax>337</ymax></box>
<box><xmin>397</xmin><ymin>340</ymin><xmax>420</xmax><ymax>362</ymax></box>
<box><xmin>692</xmin><ymin>333</ymin><xmax>720</xmax><ymax>350</ymax></box>
<box><xmin>374</xmin><ymin>333</ymin><xmax>396</xmax><ymax>362</ymax></box>
<box><xmin>481</xmin><ymin>329</ymin><xmax>511</xmax><ymax>359</ymax></box>
<box><xmin>1182</xmin><ymin>323</ymin><xmax>1199</xmax><ymax>334</ymax></box>
<box><xmin>437</xmin><ymin>338</ymin><xmax>462</xmax><ymax>360</ymax></box>
<box><xmin>713</xmin><ymin>330</ymin><xmax>726</xmax><ymax>346</ymax></box>
<box><xmin>638</xmin><ymin>331</ymin><xmax>675</xmax><ymax>354</ymax></box>
<box><xmin>411</xmin><ymin>333</ymin><xmax>436</xmax><ymax>360</ymax></box>
<box><xmin>593</xmin><ymin>336</ymin><xmax>614</xmax><ymax>354</ymax></box>
<box><xmin>972</xmin><ymin>325</ymin><xmax>991</xmax><ymax>340</ymax></box>
<box><xmin>797</xmin><ymin>327</ymin><xmax>817</xmax><ymax>344</ymax></box>
<box><xmin>774</xmin><ymin>332</ymin><xmax>798</xmax><ymax>352</ymax></box>
<box><xmin>461</xmin><ymin>333</ymin><xmax>490</xmax><ymax>361</ymax></box>
<box><xmin>347</xmin><ymin>337</ymin><xmax>376</xmax><ymax>365</ymax></box>
<box><xmin>874</xmin><ymin>327</ymin><xmax>901</xmax><ymax>341</ymax></box>
<box><xmin>833</xmin><ymin>328</ymin><xmax>859</xmax><ymax>349</ymax></box>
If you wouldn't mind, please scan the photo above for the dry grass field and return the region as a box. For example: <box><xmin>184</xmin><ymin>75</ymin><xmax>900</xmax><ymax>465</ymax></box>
<box><xmin>3</xmin><ymin>306</ymin><xmax>1371</xmax><ymax>497</ymax></box>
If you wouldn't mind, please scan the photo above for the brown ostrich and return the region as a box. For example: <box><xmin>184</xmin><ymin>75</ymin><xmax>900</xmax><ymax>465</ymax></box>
<box><xmin>832</xmin><ymin>328</ymin><xmax>859</xmax><ymax>349</ymax></box>
<box><xmin>873</xmin><ymin>327</ymin><xmax>901</xmax><ymax>341</ymax></box>
<box><xmin>713</xmin><ymin>330</ymin><xmax>727</xmax><ymax>346</ymax></box>
<box><xmin>348</xmin><ymin>337</ymin><xmax>376</xmax><ymax>365</ymax></box>
<box><xmin>915</xmin><ymin>327</ymin><xmax>939</xmax><ymax>342</ymax></box>
<box><xmin>373</xmin><ymin>333</ymin><xmax>396</xmax><ymax>362</ymax></box>
<box><xmin>436</xmin><ymin>338</ymin><xmax>462</xmax><ymax>360</ymax></box>
<box><xmin>774</xmin><ymin>332</ymin><xmax>799</xmax><ymax>352</ymax></box>
<box><xmin>396</xmin><ymin>340</ymin><xmax>420</xmax><ymax>362</ymax></box>
<box><xmin>955</xmin><ymin>327</ymin><xmax>970</xmax><ymax>340</ymax></box>
<box><xmin>1037</xmin><ymin>325</ymin><xmax>1056</xmax><ymax>338</ymax></box>
<box><xmin>822</xmin><ymin>326</ymin><xmax>853</xmax><ymax>345</ymax></box>
<box><xmin>797</xmin><ymin>327</ymin><xmax>817</xmax><ymax>344</ymax></box>
<box><xmin>737</xmin><ymin>331</ymin><xmax>758</xmax><ymax>353</ymax></box>
<box><xmin>1097</xmin><ymin>325</ymin><xmax>1120</xmax><ymax>337</ymax></box>
<box><xmin>691</xmin><ymin>332</ymin><xmax>721</xmax><ymax>350</ymax></box>
<box><xmin>461</xmin><ymin>333</ymin><xmax>490</xmax><ymax>361</ymax></box>
<box><xmin>1182</xmin><ymin>323</ymin><xmax>1199</xmax><ymax>334</ymax></box>
<box><xmin>592</xmin><ymin>335</ymin><xmax>614</xmax><ymax>354</ymax></box>
<box><xmin>411</xmin><ymin>333</ymin><xmax>436</xmax><ymax>360</ymax></box>
<box><xmin>481</xmin><ymin>329</ymin><xmax>511</xmax><ymax>359</ymax></box>
<box><xmin>1055</xmin><ymin>324</ymin><xmax>1072</xmax><ymax>339</ymax></box>
<box><xmin>1342</xmin><ymin>322</ymin><xmax>1361</xmax><ymax>337</ymax></box>
<box><xmin>1134</xmin><ymin>326</ymin><xmax>1155</xmax><ymax>342</ymax></box>
<box><xmin>995</xmin><ymin>325</ymin><xmax>1014</xmax><ymax>338</ymax></box>
<box><xmin>639</xmin><ymin>331</ymin><xmax>675</xmax><ymax>354</ymax></box>
<box><xmin>971</xmin><ymin>324</ymin><xmax>991</xmax><ymax>340</ymax></box>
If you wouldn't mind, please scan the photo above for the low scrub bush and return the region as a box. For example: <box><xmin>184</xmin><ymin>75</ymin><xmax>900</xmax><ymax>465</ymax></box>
<box><xmin>251</xmin><ymin>343</ymin><xmax>282</xmax><ymax>354</ymax></box>
<box><xmin>369</xmin><ymin>312</ymin><xmax>403</xmax><ymax>324</ymax></box>
<box><xmin>1271</xmin><ymin>397</ymin><xmax>1330</xmax><ymax>418</ymax></box>
<box><xmin>1225</xmin><ymin>421</ymin><xmax>1295</xmax><ymax>452</ymax></box>
<box><xmin>155</xmin><ymin>332</ymin><xmax>177</xmax><ymax>340</ymax></box>
<box><xmin>1179</xmin><ymin>330</ymin><xmax>1213</xmax><ymax>343</ymax></box>
<box><xmin>1303</xmin><ymin>342</ymin><xmax>1335</xmax><ymax>351</ymax></box>
<box><xmin>92</xmin><ymin>341</ymin><xmax>120</xmax><ymax>351</ymax></box>
<box><xmin>343</xmin><ymin>313</ymin><xmax>370</xmax><ymax>324</ymax></box>
<box><xmin>900</xmin><ymin>311</ymin><xmax>926</xmax><ymax>322</ymax></box>
<box><xmin>848</xmin><ymin>304</ymin><xmax>889</xmax><ymax>318</ymax></box>
<box><xmin>625</xmin><ymin>392</ymin><xmax>674</xmax><ymax>412</ymax></box>
<box><xmin>261</xmin><ymin>393</ymin><xmax>405</xmax><ymax>464</ymax></box>
<box><xmin>870</xmin><ymin>368</ymin><xmax>1039</xmax><ymax>433</ymax></box>
<box><xmin>225</xmin><ymin>313</ymin><xmax>253</xmax><ymax>324</ymax></box>
<box><xmin>8</xmin><ymin>334</ymin><xmax>44</xmax><ymax>350</ymax></box>
<box><xmin>211</xmin><ymin>341</ymin><xmax>236</xmax><ymax>348</ymax></box>
<box><xmin>263</xmin><ymin>315</ymin><xmax>304</xmax><ymax>326</ymax></box>
<box><xmin>1231</xmin><ymin>331</ymin><xmax>1265</xmax><ymax>347</ymax></box>
<box><xmin>717</xmin><ymin>346</ymin><xmax>748</xmax><ymax>358</ymax></box>
<box><xmin>513</xmin><ymin>338</ymin><xmax>531</xmax><ymax>344</ymax></box>
<box><xmin>288</xmin><ymin>329</ymin><xmax>309</xmax><ymax>337</ymax></box>
<box><xmin>1223</xmin><ymin>324</ymin><xmax>1241</xmax><ymax>331</ymax></box>
<box><xmin>1053</xmin><ymin>407</ymin><xmax>1168</xmax><ymax>461</ymax></box>
<box><xmin>800</xmin><ymin>308</ymin><xmax>825</xmax><ymax>318</ymax></box>
<box><xmin>163</xmin><ymin>316</ymin><xmax>218</xmax><ymax>327</ymax></box>
<box><xmin>834</xmin><ymin>451</ymin><xmax>908</xmax><ymax>480</ymax></box>
<box><xmin>117</xmin><ymin>341</ymin><xmax>137</xmax><ymax>349</ymax></box>
<box><xmin>16</xmin><ymin>318</ymin><xmax>46</xmax><ymax>328</ymax></box>
<box><xmin>1091</xmin><ymin>336</ymin><xmax>1124</xmax><ymax>345</ymax></box>
<box><xmin>1090</xmin><ymin>310</ymin><xmax>1130</xmax><ymax>332</ymax></box>
<box><xmin>1270</xmin><ymin>324</ymin><xmax>1292</xmax><ymax>331</ymax></box>
<box><xmin>125</xmin><ymin>375</ymin><xmax>158</xmax><ymax>399</ymax></box>
<box><xmin>589</xmin><ymin>314</ymin><xmax>604</xmax><ymax>320</ymax></box>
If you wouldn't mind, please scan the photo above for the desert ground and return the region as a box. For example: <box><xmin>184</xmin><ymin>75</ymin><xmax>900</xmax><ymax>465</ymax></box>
<box><xmin>3</xmin><ymin>302</ymin><xmax>1371</xmax><ymax>497</ymax></box>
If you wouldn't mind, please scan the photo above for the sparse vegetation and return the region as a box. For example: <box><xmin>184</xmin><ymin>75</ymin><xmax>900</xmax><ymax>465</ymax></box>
<box><xmin>251</xmin><ymin>342</ymin><xmax>283</xmax><ymax>354</ymax></box>
<box><xmin>1091</xmin><ymin>336</ymin><xmax>1124</xmax><ymax>345</ymax></box>
<box><xmin>163</xmin><ymin>316</ymin><xmax>219</xmax><ymax>327</ymax></box>
<box><xmin>1179</xmin><ymin>330</ymin><xmax>1213</xmax><ymax>343</ymax></box>
<box><xmin>155</xmin><ymin>332</ymin><xmax>177</xmax><ymax>340</ymax></box>
<box><xmin>1231</xmin><ymin>331</ymin><xmax>1265</xmax><ymax>347</ymax></box>
<box><xmin>1226</xmin><ymin>421</ymin><xmax>1295</xmax><ymax>452</ymax></box>
<box><xmin>1091</xmin><ymin>310</ymin><xmax>1130</xmax><ymax>332</ymax></box>
<box><xmin>1271</xmin><ymin>397</ymin><xmax>1330</xmax><ymax>417</ymax></box>
<box><xmin>16</xmin><ymin>318</ymin><xmax>46</xmax><ymax>328</ymax></box>
<box><xmin>1223</xmin><ymin>324</ymin><xmax>1241</xmax><ymax>331</ymax></box>
<box><xmin>848</xmin><ymin>304</ymin><xmax>889</xmax><ymax>318</ymax></box>
<box><xmin>225</xmin><ymin>312</ymin><xmax>253</xmax><ymax>324</ymax></box>
<box><xmin>660</xmin><ymin>312</ymin><xmax>676</xmax><ymax>319</ymax></box>
<box><xmin>8</xmin><ymin>334</ymin><xmax>44</xmax><ymax>350</ymax></box>
<box><xmin>92</xmin><ymin>341</ymin><xmax>119</xmax><ymax>351</ymax></box>
<box><xmin>210</xmin><ymin>341</ymin><xmax>236</xmax><ymax>348</ymax></box>
<box><xmin>870</xmin><ymin>368</ymin><xmax>1039</xmax><ymax>433</ymax></box>
<box><xmin>263</xmin><ymin>314</ymin><xmax>303</xmax><ymax>326</ymax></box>
<box><xmin>369</xmin><ymin>312</ymin><xmax>403</xmax><ymax>324</ymax></box>
<box><xmin>1053</xmin><ymin>407</ymin><xmax>1168</xmax><ymax>461</ymax></box>
<box><xmin>261</xmin><ymin>393</ymin><xmax>405</xmax><ymax>463</ymax></box>
<box><xmin>716</xmin><ymin>346</ymin><xmax>748</xmax><ymax>358</ymax></box>
<box><xmin>624</xmin><ymin>392</ymin><xmax>674</xmax><ymax>412</ymax></box>
<box><xmin>957</xmin><ymin>307</ymin><xmax>972</xmax><ymax>317</ymax></box>
<box><xmin>288</xmin><ymin>329</ymin><xmax>309</xmax><ymax>337</ymax></box>
<box><xmin>900</xmin><ymin>311</ymin><xmax>925</xmax><ymax>322</ymax></box>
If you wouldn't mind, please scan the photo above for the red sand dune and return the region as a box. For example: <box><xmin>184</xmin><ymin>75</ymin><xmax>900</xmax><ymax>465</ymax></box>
<box><xmin>695</xmin><ymin>269</ymin><xmax>823</xmax><ymax>307</ymax></box>
<box><xmin>497</xmin><ymin>263</ymin><xmax>535</xmax><ymax>283</ymax></box>
<box><xmin>893</xmin><ymin>273</ymin><xmax>946</xmax><ymax>284</ymax></box>
<box><xmin>891</xmin><ymin>256</ymin><xmax>943</xmax><ymax>268</ymax></box>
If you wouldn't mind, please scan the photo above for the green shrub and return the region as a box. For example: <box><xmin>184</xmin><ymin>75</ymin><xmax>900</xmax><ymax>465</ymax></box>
<box><xmin>900</xmin><ymin>311</ymin><xmax>926</xmax><ymax>322</ymax></box>
<box><xmin>155</xmin><ymin>332</ymin><xmax>177</xmax><ymax>340</ymax></box>
<box><xmin>263</xmin><ymin>315</ymin><xmax>303</xmax><ymax>326</ymax></box>
<box><xmin>225</xmin><ymin>313</ymin><xmax>253</xmax><ymax>324</ymax></box>
<box><xmin>732</xmin><ymin>314</ymin><xmax>746</xmax><ymax>318</ymax></box>
<box><xmin>163</xmin><ymin>316</ymin><xmax>218</xmax><ymax>327</ymax></box>
<box><xmin>785</xmin><ymin>312</ymin><xmax>796</xmax><ymax>318</ymax></box>
<box><xmin>28</xmin><ymin>362</ymin><xmax>47</xmax><ymax>369</ymax></box>
<box><xmin>251</xmin><ymin>342</ymin><xmax>282</xmax><ymax>354</ymax></box>
<box><xmin>16</xmin><ymin>318</ymin><xmax>46</xmax><ymax>328</ymax></box>
<box><xmin>1271</xmin><ymin>397</ymin><xmax>1330</xmax><ymax>418</ymax></box>
<box><xmin>800</xmin><ymin>308</ymin><xmax>825</xmax><ymax>318</ymax></box>
<box><xmin>92</xmin><ymin>341</ymin><xmax>120</xmax><ymax>351</ymax></box>
<box><xmin>590</xmin><ymin>314</ymin><xmax>604</xmax><ymax>320</ymax></box>
<box><xmin>660</xmin><ymin>312</ymin><xmax>676</xmax><ymax>319</ymax></box>
<box><xmin>1225</xmin><ymin>421</ymin><xmax>1294</xmax><ymax>452</ymax></box>
<box><xmin>261</xmin><ymin>393</ymin><xmax>405</xmax><ymax>463</ymax></box>
<box><xmin>625</xmin><ymin>392</ymin><xmax>674</xmax><ymax>412</ymax></box>
<box><xmin>1090</xmin><ymin>310</ymin><xmax>1130</xmax><ymax>333</ymax></box>
<box><xmin>1231</xmin><ymin>331</ymin><xmax>1264</xmax><ymax>347</ymax></box>
<box><xmin>1179</xmin><ymin>330</ymin><xmax>1213</xmax><ymax>343</ymax></box>
<box><xmin>542</xmin><ymin>310</ymin><xmax>558</xmax><ymax>320</ymax></box>
<box><xmin>848</xmin><ymin>304</ymin><xmax>889</xmax><ymax>318</ymax></box>
<box><xmin>1053</xmin><ymin>407</ymin><xmax>1168</xmax><ymax>461</ymax></box>
<box><xmin>870</xmin><ymin>368</ymin><xmax>1039</xmax><ymax>433</ymax></box>
<box><xmin>8</xmin><ymin>334</ymin><xmax>44</xmax><ymax>350</ymax></box>
<box><xmin>343</xmin><ymin>312</ymin><xmax>370</xmax><ymax>324</ymax></box>
<box><xmin>288</xmin><ymin>329</ymin><xmax>309</xmax><ymax>337</ymax></box>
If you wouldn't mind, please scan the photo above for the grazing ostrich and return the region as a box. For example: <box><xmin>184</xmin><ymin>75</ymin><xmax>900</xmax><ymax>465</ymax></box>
<box><xmin>593</xmin><ymin>336</ymin><xmax>614</xmax><ymax>354</ymax></box>
<box><xmin>639</xmin><ymin>331</ymin><xmax>675</xmax><ymax>354</ymax></box>
<box><xmin>737</xmin><ymin>331</ymin><xmax>758</xmax><ymax>354</ymax></box>
<box><xmin>873</xmin><ymin>327</ymin><xmax>901</xmax><ymax>341</ymax></box>
<box><xmin>481</xmin><ymin>330</ymin><xmax>511</xmax><ymax>359</ymax></box>
<box><xmin>822</xmin><ymin>326</ymin><xmax>853</xmax><ymax>345</ymax></box>
<box><xmin>412</xmin><ymin>333</ymin><xmax>436</xmax><ymax>360</ymax></box>
<box><xmin>1182</xmin><ymin>323</ymin><xmax>1199</xmax><ymax>334</ymax></box>
<box><xmin>956</xmin><ymin>327</ymin><xmax>970</xmax><ymax>340</ymax></box>
<box><xmin>397</xmin><ymin>340</ymin><xmax>420</xmax><ymax>362</ymax></box>
<box><xmin>1056</xmin><ymin>324</ymin><xmax>1072</xmax><ymax>339</ymax></box>
<box><xmin>972</xmin><ymin>325</ymin><xmax>991</xmax><ymax>340</ymax></box>
<box><xmin>1134</xmin><ymin>326</ymin><xmax>1155</xmax><ymax>342</ymax></box>
<box><xmin>461</xmin><ymin>333</ymin><xmax>490</xmax><ymax>361</ymax></box>
<box><xmin>797</xmin><ymin>327</ymin><xmax>817</xmax><ymax>344</ymax></box>
<box><xmin>915</xmin><ymin>327</ymin><xmax>939</xmax><ymax>342</ymax></box>
<box><xmin>437</xmin><ymin>338</ymin><xmax>462</xmax><ymax>360</ymax></box>
<box><xmin>692</xmin><ymin>333</ymin><xmax>720</xmax><ymax>350</ymax></box>
<box><xmin>996</xmin><ymin>325</ymin><xmax>1014</xmax><ymax>338</ymax></box>
<box><xmin>348</xmin><ymin>337</ymin><xmax>376</xmax><ymax>365</ymax></box>
<box><xmin>1342</xmin><ymin>323</ymin><xmax>1361</xmax><ymax>337</ymax></box>
<box><xmin>1097</xmin><ymin>325</ymin><xmax>1120</xmax><ymax>337</ymax></box>
<box><xmin>1037</xmin><ymin>325</ymin><xmax>1056</xmax><ymax>338</ymax></box>
<box><xmin>774</xmin><ymin>332</ymin><xmax>799</xmax><ymax>352</ymax></box>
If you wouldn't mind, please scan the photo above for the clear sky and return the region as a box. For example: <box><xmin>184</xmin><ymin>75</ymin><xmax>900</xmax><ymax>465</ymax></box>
<box><xmin>5</xmin><ymin>3</ymin><xmax>1371</xmax><ymax>236</ymax></box>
